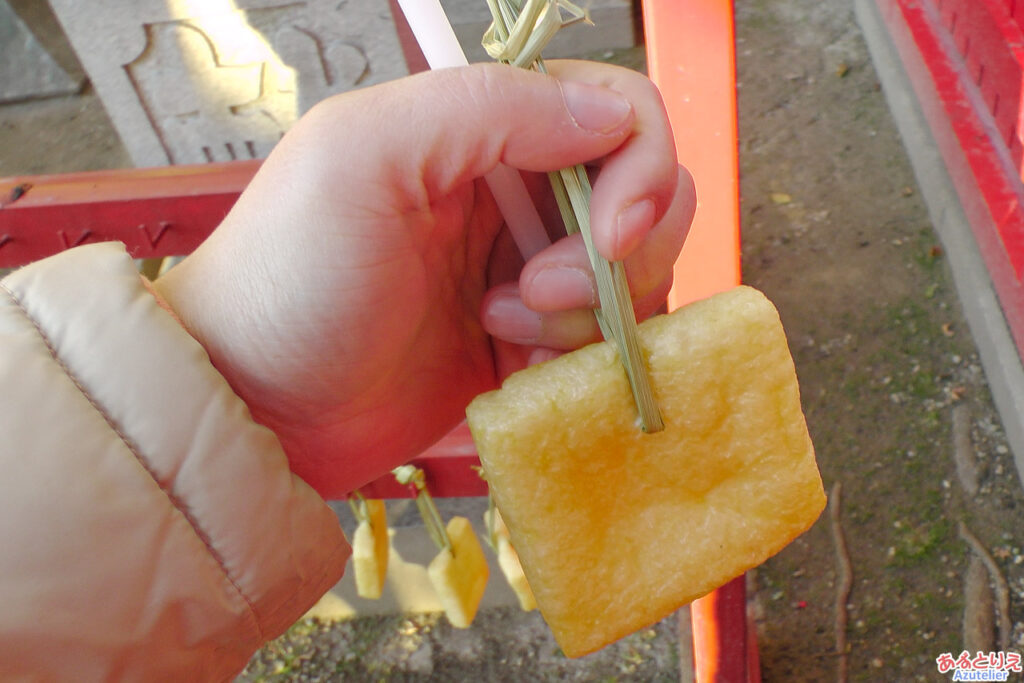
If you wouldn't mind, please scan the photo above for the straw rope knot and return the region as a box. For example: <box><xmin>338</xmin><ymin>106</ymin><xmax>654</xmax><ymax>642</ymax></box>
<box><xmin>482</xmin><ymin>0</ymin><xmax>590</xmax><ymax>68</ymax></box>
<box><xmin>481</xmin><ymin>0</ymin><xmax>664</xmax><ymax>433</ymax></box>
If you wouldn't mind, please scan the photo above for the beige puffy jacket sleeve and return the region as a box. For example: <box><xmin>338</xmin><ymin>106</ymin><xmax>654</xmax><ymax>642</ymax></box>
<box><xmin>0</xmin><ymin>243</ymin><xmax>351</xmax><ymax>681</ymax></box>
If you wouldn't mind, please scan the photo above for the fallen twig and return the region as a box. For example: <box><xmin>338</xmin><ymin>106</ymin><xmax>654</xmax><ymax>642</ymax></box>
<box><xmin>830</xmin><ymin>481</ymin><xmax>853</xmax><ymax>683</ymax></box>
<box><xmin>959</xmin><ymin>522</ymin><xmax>1012</xmax><ymax>651</ymax></box>
<box><xmin>963</xmin><ymin>555</ymin><xmax>995</xmax><ymax>652</ymax></box>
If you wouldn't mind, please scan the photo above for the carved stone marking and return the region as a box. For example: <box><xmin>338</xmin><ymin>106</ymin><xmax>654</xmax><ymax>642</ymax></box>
<box><xmin>48</xmin><ymin>0</ymin><xmax>634</xmax><ymax>166</ymax></box>
<box><xmin>49</xmin><ymin>0</ymin><xmax>408</xmax><ymax>166</ymax></box>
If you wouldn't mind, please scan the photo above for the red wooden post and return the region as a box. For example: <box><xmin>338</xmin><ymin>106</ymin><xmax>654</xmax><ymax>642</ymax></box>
<box><xmin>642</xmin><ymin>0</ymin><xmax>753</xmax><ymax>678</ymax></box>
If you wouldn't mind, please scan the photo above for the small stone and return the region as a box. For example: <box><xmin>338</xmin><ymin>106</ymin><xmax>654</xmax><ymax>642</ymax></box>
<box><xmin>405</xmin><ymin>639</ymin><xmax>434</xmax><ymax>674</ymax></box>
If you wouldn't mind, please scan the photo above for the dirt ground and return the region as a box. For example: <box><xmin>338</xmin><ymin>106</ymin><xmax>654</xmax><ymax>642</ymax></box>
<box><xmin>735</xmin><ymin>0</ymin><xmax>1024</xmax><ymax>680</ymax></box>
<box><xmin>3</xmin><ymin>0</ymin><xmax>1024</xmax><ymax>681</ymax></box>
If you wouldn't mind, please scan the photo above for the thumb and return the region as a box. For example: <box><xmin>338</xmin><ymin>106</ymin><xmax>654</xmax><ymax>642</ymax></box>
<box><xmin>289</xmin><ymin>63</ymin><xmax>635</xmax><ymax>200</ymax></box>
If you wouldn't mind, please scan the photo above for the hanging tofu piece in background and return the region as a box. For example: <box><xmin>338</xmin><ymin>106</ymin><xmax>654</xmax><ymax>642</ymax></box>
<box><xmin>351</xmin><ymin>499</ymin><xmax>389</xmax><ymax>600</ymax></box>
<box><xmin>427</xmin><ymin>516</ymin><xmax>489</xmax><ymax>628</ymax></box>
<box><xmin>467</xmin><ymin>285</ymin><xmax>826</xmax><ymax>658</ymax></box>
<box><xmin>484</xmin><ymin>507</ymin><xmax>537</xmax><ymax>612</ymax></box>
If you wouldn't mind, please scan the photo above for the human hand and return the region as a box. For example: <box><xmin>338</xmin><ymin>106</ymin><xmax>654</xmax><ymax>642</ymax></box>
<box><xmin>154</xmin><ymin>61</ymin><xmax>695</xmax><ymax>498</ymax></box>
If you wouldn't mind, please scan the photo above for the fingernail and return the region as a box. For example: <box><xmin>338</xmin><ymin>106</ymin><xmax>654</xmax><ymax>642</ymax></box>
<box><xmin>484</xmin><ymin>291</ymin><xmax>543</xmax><ymax>343</ymax></box>
<box><xmin>530</xmin><ymin>267</ymin><xmax>596</xmax><ymax>307</ymax></box>
<box><xmin>561</xmin><ymin>81</ymin><xmax>632</xmax><ymax>134</ymax></box>
<box><xmin>616</xmin><ymin>198</ymin><xmax>657</xmax><ymax>256</ymax></box>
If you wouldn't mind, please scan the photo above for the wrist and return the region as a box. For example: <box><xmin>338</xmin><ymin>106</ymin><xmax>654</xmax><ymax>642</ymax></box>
<box><xmin>150</xmin><ymin>250</ymin><xmax>263</xmax><ymax>415</ymax></box>
<box><xmin>140</xmin><ymin>274</ymin><xmax>185</xmax><ymax>328</ymax></box>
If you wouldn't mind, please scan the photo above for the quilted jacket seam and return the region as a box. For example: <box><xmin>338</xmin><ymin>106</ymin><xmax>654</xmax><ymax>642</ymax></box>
<box><xmin>0</xmin><ymin>279</ymin><xmax>266</xmax><ymax>644</ymax></box>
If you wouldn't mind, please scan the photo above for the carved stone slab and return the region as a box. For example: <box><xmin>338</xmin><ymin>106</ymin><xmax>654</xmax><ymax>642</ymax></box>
<box><xmin>48</xmin><ymin>0</ymin><xmax>410</xmax><ymax>166</ymax></box>
<box><xmin>0</xmin><ymin>0</ymin><xmax>82</xmax><ymax>104</ymax></box>
<box><xmin>48</xmin><ymin>0</ymin><xmax>635</xmax><ymax>167</ymax></box>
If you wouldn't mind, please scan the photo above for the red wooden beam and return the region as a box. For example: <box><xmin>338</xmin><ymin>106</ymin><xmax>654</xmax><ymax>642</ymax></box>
<box><xmin>358</xmin><ymin>422</ymin><xmax>487</xmax><ymax>499</ymax></box>
<box><xmin>0</xmin><ymin>161</ymin><xmax>258</xmax><ymax>268</ymax></box>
